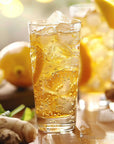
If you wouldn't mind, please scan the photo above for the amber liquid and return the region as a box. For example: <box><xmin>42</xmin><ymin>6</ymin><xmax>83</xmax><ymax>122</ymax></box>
<box><xmin>30</xmin><ymin>31</ymin><xmax>80</xmax><ymax>119</ymax></box>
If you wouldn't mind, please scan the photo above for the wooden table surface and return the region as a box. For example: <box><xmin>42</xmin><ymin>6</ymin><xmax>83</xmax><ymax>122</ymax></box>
<box><xmin>0</xmin><ymin>83</ymin><xmax>113</xmax><ymax>144</ymax></box>
<box><xmin>0</xmin><ymin>82</ymin><xmax>113</xmax><ymax>144</ymax></box>
<box><xmin>30</xmin><ymin>98</ymin><xmax>114</xmax><ymax>144</ymax></box>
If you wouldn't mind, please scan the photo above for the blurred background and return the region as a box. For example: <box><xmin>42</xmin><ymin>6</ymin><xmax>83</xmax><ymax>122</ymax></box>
<box><xmin>1</xmin><ymin>0</ymin><xmax>113</xmax><ymax>111</ymax></box>
<box><xmin>0</xmin><ymin>0</ymin><xmax>91</xmax><ymax>50</ymax></box>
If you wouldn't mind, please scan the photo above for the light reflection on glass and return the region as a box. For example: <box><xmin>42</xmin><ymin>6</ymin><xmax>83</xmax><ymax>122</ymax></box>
<box><xmin>81</xmin><ymin>93</ymin><xmax>102</xmax><ymax>111</ymax></box>
<box><xmin>87</xmin><ymin>101</ymin><xmax>99</xmax><ymax>112</ymax></box>
<box><xmin>79</xmin><ymin>99</ymin><xmax>85</xmax><ymax>110</ymax></box>
<box><xmin>109</xmin><ymin>102</ymin><xmax>114</xmax><ymax>112</ymax></box>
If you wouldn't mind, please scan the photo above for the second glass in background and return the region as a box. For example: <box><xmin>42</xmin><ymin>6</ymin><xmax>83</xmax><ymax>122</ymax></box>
<box><xmin>70</xmin><ymin>3</ymin><xmax>113</xmax><ymax>110</ymax></box>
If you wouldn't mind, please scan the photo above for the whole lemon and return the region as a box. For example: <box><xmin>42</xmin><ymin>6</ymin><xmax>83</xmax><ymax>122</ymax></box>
<box><xmin>0</xmin><ymin>41</ymin><xmax>32</xmax><ymax>87</ymax></box>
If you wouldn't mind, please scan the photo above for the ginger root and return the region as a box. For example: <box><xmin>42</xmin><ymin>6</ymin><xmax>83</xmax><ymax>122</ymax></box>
<box><xmin>0</xmin><ymin>128</ymin><xmax>22</xmax><ymax>144</ymax></box>
<box><xmin>105</xmin><ymin>88</ymin><xmax>114</xmax><ymax>101</ymax></box>
<box><xmin>0</xmin><ymin>116</ymin><xmax>37</xmax><ymax>143</ymax></box>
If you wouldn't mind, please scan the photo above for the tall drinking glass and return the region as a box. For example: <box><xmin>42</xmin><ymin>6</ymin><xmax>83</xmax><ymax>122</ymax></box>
<box><xmin>95</xmin><ymin>0</ymin><xmax>114</xmax><ymax>101</ymax></box>
<box><xmin>70</xmin><ymin>3</ymin><xmax>113</xmax><ymax>110</ymax></box>
<box><xmin>28</xmin><ymin>18</ymin><xmax>81</xmax><ymax>132</ymax></box>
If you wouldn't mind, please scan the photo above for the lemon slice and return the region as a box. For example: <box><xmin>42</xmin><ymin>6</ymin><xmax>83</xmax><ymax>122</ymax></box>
<box><xmin>95</xmin><ymin>0</ymin><xmax>114</xmax><ymax>28</ymax></box>
<box><xmin>33</xmin><ymin>48</ymin><xmax>44</xmax><ymax>84</ymax></box>
<box><xmin>79</xmin><ymin>38</ymin><xmax>92</xmax><ymax>86</ymax></box>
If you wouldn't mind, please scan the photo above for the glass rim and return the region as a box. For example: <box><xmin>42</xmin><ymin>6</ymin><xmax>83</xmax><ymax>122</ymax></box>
<box><xmin>69</xmin><ymin>3</ymin><xmax>95</xmax><ymax>18</ymax></box>
<box><xmin>69</xmin><ymin>3</ymin><xmax>95</xmax><ymax>8</ymax></box>
<box><xmin>28</xmin><ymin>18</ymin><xmax>81</xmax><ymax>26</ymax></box>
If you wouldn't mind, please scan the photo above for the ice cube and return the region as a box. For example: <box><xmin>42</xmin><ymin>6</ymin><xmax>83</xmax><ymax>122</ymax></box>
<box><xmin>57</xmin><ymin>31</ymin><xmax>78</xmax><ymax>44</ymax></box>
<box><xmin>36</xmin><ymin>26</ymin><xmax>56</xmax><ymax>35</ymax></box>
<box><xmin>81</xmin><ymin>26</ymin><xmax>91</xmax><ymax>37</ymax></box>
<box><xmin>86</xmin><ymin>12</ymin><xmax>102</xmax><ymax>26</ymax></box>
<box><xmin>39</xmin><ymin>34</ymin><xmax>71</xmax><ymax>60</ymax></box>
<box><xmin>47</xmin><ymin>11</ymin><xmax>68</xmax><ymax>24</ymax></box>
<box><xmin>97</xmin><ymin>22</ymin><xmax>110</xmax><ymax>34</ymax></box>
<box><xmin>56</xmin><ymin>31</ymin><xmax>80</xmax><ymax>57</ymax></box>
<box><xmin>89</xmin><ymin>40</ymin><xmax>107</xmax><ymax>61</ymax></box>
<box><xmin>56</xmin><ymin>23</ymin><xmax>72</xmax><ymax>32</ymax></box>
<box><xmin>97</xmin><ymin>58</ymin><xmax>112</xmax><ymax>80</ymax></box>
<box><xmin>56</xmin><ymin>96</ymin><xmax>75</xmax><ymax>114</ymax></box>
<box><xmin>103</xmin><ymin>30</ymin><xmax>113</xmax><ymax>49</ymax></box>
<box><xmin>69</xmin><ymin>3</ymin><xmax>95</xmax><ymax>18</ymax></box>
<box><xmin>63</xmin><ymin>56</ymin><xmax>80</xmax><ymax>69</ymax></box>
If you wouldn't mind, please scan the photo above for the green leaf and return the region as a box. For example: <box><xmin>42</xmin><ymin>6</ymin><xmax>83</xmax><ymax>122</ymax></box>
<box><xmin>10</xmin><ymin>104</ymin><xmax>25</xmax><ymax>117</ymax></box>
<box><xmin>21</xmin><ymin>107</ymin><xmax>34</xmax><ymax>121</ymax></box>
<box><xmin>0</xmin><ymin>104</ymin><xmax>5</xmax><ymax>113</ymax></box>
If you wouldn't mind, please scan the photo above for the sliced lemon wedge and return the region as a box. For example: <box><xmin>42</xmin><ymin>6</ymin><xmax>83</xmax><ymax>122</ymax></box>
<box><xmin>95</xmin><ymin>0</ymin><xmax>114</xmax><ymax>28</ymax></box>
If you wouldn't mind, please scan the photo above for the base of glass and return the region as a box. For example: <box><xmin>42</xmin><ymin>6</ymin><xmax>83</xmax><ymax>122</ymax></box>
<box><xmin>37</xmin><ymin>116</ymin><xmax>76</xmax><ymax>133</ymax></box>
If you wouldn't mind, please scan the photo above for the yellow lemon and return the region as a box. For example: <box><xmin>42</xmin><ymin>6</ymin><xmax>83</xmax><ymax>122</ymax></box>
<box><xmin>0</xmin><ymin>42</ymin><xmax>32</xmax><ymax>87</ymax></box>
<box><xmin>79</xmin><ymin>39</ymin><xmax>92</xmax><ymax>86</ymax></box>
<box><xmin>95</xmin><ymin>0</ymin><xmax>114</xmax><ymax>28</ymax></box>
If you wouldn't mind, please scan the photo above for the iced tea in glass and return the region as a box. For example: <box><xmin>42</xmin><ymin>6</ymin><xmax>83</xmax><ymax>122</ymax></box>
<box><xmin>29</xmin><ymin>13</ymin><xmax>81</xmax><ymax>132</ymax></box>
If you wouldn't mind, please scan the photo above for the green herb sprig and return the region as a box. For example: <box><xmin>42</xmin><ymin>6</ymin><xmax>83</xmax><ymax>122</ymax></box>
<box><xmin>0</xmin><ymin>104</ymin><xmax>34</xmax><ymax>121</ymax></box>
